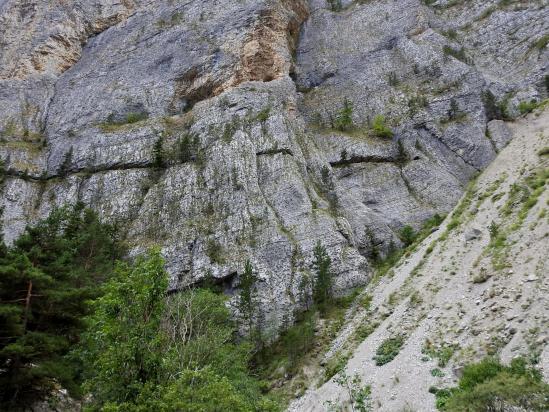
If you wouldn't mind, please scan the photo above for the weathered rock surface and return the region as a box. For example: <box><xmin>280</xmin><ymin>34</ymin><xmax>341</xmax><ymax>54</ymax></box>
<box><xmin>0</xmin><ymin>0</ymin><xmax>547</xmax><ymax>329</ymax></box>
<box><xmin>289</xmin><ymin>108</ymin><xmax>549</xmax><ymax>412</ymax></box>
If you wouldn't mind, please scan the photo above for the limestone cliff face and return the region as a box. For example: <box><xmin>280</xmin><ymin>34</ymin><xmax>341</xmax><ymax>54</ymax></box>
<box><xmin>290</xmin><ymin>107</ymin><xmax>549</xmax><ymax>412</ymax></box>
<box><xmin>0</xmin><ymin>0</ymin><xmax>547</xmax><ymax>329</ymax></box>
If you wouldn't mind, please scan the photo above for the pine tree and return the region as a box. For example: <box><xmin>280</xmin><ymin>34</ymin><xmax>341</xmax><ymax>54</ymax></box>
<box><xmin>0</xmin><ymin>203</ymin><xmax>122</xmax><ymax>407</ymax></box>
<box><xmin>238</xmin><ymin>260</ymin><xmax>257</xmax><ymax>331</ymax></box>
<box><xmin>448</xmin><ymin>98</ymin><xmax>460</xmax><ymax>121</ymax></box>
<box><xmin>152</xmin><ymin>136</ymin><xmax>165</xmax><ymax>168</ymax></box>
<box><xmin>333</xmin><ymin>98</ymin><xmax>354</xmax><ymax>131</ymax></box>
<box><xmin>58</xmin><ymin>147</ymin><xmax>73</xmax><ymax>176</ymax></box>
<box><xmin>312</xmin><ymin>241</ymin><xmax>333</xmax><ymax>313</ymax></box>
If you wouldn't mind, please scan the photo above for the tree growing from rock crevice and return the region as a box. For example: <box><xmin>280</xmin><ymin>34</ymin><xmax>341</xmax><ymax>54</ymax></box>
<box><xmin>312</xmin><ymin>241</ymin><xmax>333</xmax><ymax>313</ymax></box>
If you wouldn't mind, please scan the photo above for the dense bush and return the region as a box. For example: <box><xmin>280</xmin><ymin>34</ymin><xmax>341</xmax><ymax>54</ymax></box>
<box><xmin>434</xmin><ymin>357</ymin><xmax>549</xmax><ymax>411</ymax></box>
<box><xmin>80</xmin><ymin>249</ymin><xmax>275</xmax><ymax>411</ymax></box>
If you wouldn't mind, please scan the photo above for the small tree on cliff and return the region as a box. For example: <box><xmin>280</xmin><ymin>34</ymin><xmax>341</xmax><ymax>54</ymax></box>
<box><xmin>312</xmin><ymin>241</ymin><xmax>333</xmax><ymax>313</ymax></box>
<box><xmin>238</xmin><ymin>260</ymin><xmax>257</xmax><ymax>331</ymax></box>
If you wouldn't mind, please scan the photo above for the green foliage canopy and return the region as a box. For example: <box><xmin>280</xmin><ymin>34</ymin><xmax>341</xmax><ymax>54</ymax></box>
<box><xmin>0</xmin><ymin>203</ymin><xmax>122</xmax><ymax>407</ymax></box>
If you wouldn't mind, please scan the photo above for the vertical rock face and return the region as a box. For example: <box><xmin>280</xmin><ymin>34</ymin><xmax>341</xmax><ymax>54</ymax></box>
<box><xmin>289</xmin><ymin>107</ymin><xmax>549</xmax><ymax>412</ymax></box>
<box><xmin>0</xmin><ymin>0</ymin><xmax>547</xmax><ymax>329</ymax></box>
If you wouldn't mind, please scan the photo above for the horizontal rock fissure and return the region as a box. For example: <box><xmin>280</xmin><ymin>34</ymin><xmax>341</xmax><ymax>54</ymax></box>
<box><xmin>329</xmin><ymin>155</ymin><xmax>397</xmax><ymax>167</ymax></box>
<box><xmin>256</xmin><ymin>148</ymin><xmax>294</xmax><ymax>156</ymax></box>
<box><xmin>4</xmin><ymin>162</ymin><xmax>158</xmax><ymax>182</ymax></box>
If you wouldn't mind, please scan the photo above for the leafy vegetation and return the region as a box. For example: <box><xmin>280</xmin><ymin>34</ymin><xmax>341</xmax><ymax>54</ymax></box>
<box><xmin>374</xmin><ymin>337</ymin><xmax>404</xmax><ymax>366</ymax></box>
<box><xmin>442</xmin><ymin>45</ymin><xmax>470</xmax><ymax>64</ymax></box>
<box><xmin>328</xmin><ymin>372</ymin><xmax>371</xmax><ymax>411</ymax></box>
<box><xmin>371</xmin><ymin>115</ymin><xmax>393</xmax><ymax>138</ymax></box>
<box><xmin>333</xmin><ymin>99</ymin><xmax>354</xmax><ymax>132</ymax></box>
<box><xmin>176</xmin><ymin>131</ymin><xmax>201</xmax><ymax>163</ymax></box>
<box><xmin>206</xmin><ymin>238</ymin><xmax>225</xmax><ymax>264</ymax></box>
<box><xmin>538</xmin><ymin>147</ymin><xmax>549</xmax><ymax>157</ymax></box>
<box><xmin>372</xmin><ymin>213</ymin><xmax>444</xmax><ymax>279</ymax></box>
<box><xmin>99</xmin><ymin>112</ymin><xmax>149</xmax><ymax>132</ymax></box>
<box><xmin>445</xmin><ymin>98</ymin><xmax>466</xmax><ymax>122</ymax></box>
<box><xmin>80</xmin><ymin>249</ymin><xmax>276</xmax><ymax>411</ymax></box>
<box><xmin>433</xmin><ymin>357</ymin><xmax>549</xmax><ymax>411</ymax></box>
<box><xmin>399</xmin><ymin>225</ymin><xmax>416</xmax><ymax>247</ymax></box>
<box><xmin>58</xmin><ymin>147</ymin><xmax>73</xmax><ymax>177</ymax></box>
<box><xmin>422</xmin><ymin>341</ymin><xmax>458</xmax><ymax>368</ymax></box>
<box><xmin>481</xmin><ymin>90</ymin><xmax>510</xmax><ymax>121</ymax></box>
<box><xmin>0</xmin><ymin>203</ymin><xmax>122</xmax><ymax>408</ymax></box>
<box><xmin>518</xmin><ymin>99</ymin><xmax>540</xmax><ymax>115</ymax></box>
<box><xmin>327</xmin><ymin>0</ymin><xmax>343</xmax><ymax>12</ymax></box>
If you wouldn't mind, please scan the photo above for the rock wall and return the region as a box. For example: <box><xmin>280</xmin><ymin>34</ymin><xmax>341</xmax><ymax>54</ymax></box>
<box><xmin>1</xmin><ymin>0</ymin><xmax>547</xmax><ymax>330</ymax></box>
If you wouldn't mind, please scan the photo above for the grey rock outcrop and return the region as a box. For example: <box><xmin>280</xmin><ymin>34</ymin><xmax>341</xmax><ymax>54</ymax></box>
<box><xmin>1</xmin><ymin>0</ymin><xmax>547</xmax><ymax>329</ymax></box>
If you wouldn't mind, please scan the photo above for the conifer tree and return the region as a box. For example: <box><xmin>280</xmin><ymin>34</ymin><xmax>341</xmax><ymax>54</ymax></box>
<box><xmin>238</xmin><ymin>260</ymin><xmax>257</xmax><ymax>331</ymax></box>
<box><xmin>312</xmin><ymin>241</ymin><xmax>333</xmax><ymax>313</ymax></box>
<box><xmin>0</xmin><ymin>203</ymin><xmax>121</xmax><ymax>407</ymax></box>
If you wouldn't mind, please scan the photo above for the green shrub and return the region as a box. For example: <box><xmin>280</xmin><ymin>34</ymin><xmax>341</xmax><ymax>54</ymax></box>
<box><xmin>399</xmin><ymin>225</ymin><xmax>417</xmax><ymax>246</ymax></box>
<box><xmin>355</xmin><ymin>322</ymin><xmax>379</xmax><ymax>341</ymax></box>
<box><xmin>374</xmin><ymin>337</ymin><xmax>404</xmax><ymax>366</ymax></box>
<box><xmin>434</xmin><ymin>357</ymin><xmax>549</xmax><ymax>411</ymax></box>
<box><xmin>431</xmin><ymin>368</ymin><xmax>445</xmax><ymax>377</ymax></box>
<box><xmin>388</xmin><ymin>71</ymin><xmax>399</xmax><ymax>86</ymax></box>
<box><xmin>442</xmin><ymin>46</ymin><xmax>469</xmax><ymax>64</ymax></box>
<box><xmin>333</xmin><ymin>372</ymin><xmax>371</xmax><ymax>412</ymax></box>
<box><xmin>176</xmin><ymin>132</ymin><xmax>200</xmax><ymax>163</ymax></box>
<box><xmin>206</xmin><ymin>239</ymin><xmax>225</xmax><ymax>264</ymax></box>
<box><xmin>281</xmin><ymin>314</ymin><xmax>316</xmax><ymax>373</ymax></box>
<box><xmin>372</xmin><ymin>115</ymin><xmax>393</xmax><ymax>138</ymax></box>
<box><xmin>359</xmin><ymin>293</ymin><xmax>373</xmax><ymax>310</ymax></box>
<box><xmin>238</xmin><ymin>260</ymin><xmax>258</xmax><ymax>330</ymax></box>
<box><xmin>422</xmin><ymin>342</ymin><xmax>457</xmax><ymax>368</ymax></box>
<box><xmin>518</xmin><ymin>99</ymin><xmax>539</xmax><ymax>115</ymax></box>
<box><xmin>488</xmin><ymin>221</ymin><xmax>499</xmax><ymax>239</ymax></box>
<box><xmin>481</xmin><ymin>90</ymin><xmax>510</xmax><ymax>121</ymax></box>
<box><xmin>408</xmin><ymin>94</ymin><xmax>428</xmax><ymax>116</ymax></box>
<box><xmin>538</xmin><ymin>147</ymin><xmax>549</xmax><ymax>157</ymax></box>
<box><xmin>99</xmin><ymin>112</ymin><xmax>148</xmax><ymax>132</ymax></box>
<box><xmin>125</xmin><ymin>112</ymin><xmax>148</xmax><ymax>124</ymax></box>
<box><xmin>254</xmin><ymin>107</ymin><xmax>271</xmax><ymax>123</ymax></box>
<box><xmin>327</xmin><ymin>0</ymin><xmax>342</xmax><ymax>12</ymax></box>
<box><xmin>0</xmin><ymin>159</ymin><xmax>5</xmax><ymax>184</ymax></box>
<box><xmin>446</xmin><ymin>98</ymin><xmax>466</xmax><ymax>122</ymax></box>
<box><xmin>533</xmin><ymin>34</ymin><xmax>549</xmax><ymax>50</ymax></box>
<box><xmin>333</xmin><ymin>99</ymin><xmax>354</xmax><ymax>132</ymax></box>
<box><xmin>58</xmin><ymin>147</ymin><xmax>73</xmax><ymax>176</ymax></box>
<box><xmin>325</xmin><ymin>352</ymin><xmax>350</xmax><ymax>381</ymax></box>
